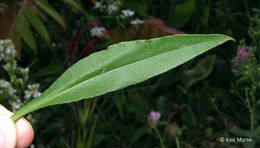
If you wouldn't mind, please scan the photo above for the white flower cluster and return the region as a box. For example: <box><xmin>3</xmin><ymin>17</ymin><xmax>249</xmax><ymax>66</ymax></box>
<box><xmin>0</xmin><ymin>39</ymin><xmax>41</xmax><ymax>113</ymax></box>
<box><xmin>10</xmin><ymin>98</ymin><xmax>22</xmax><ymax>111</ymax></box>
<box><xmin>0</xmin><ymin>79</ymin><xmax>11</xmax><ymax>88</ymax></box>
<box><xmin>130</xmin><ymin>18</ymin><xmax>144</xmax><ymax>25</ymax></box>
<box><xmin>121</xmin><ymin>9</ymin><xmax>135</xmax><ymax>18</ymax></box>
<box><xmin>3</xmin><ymin>61</ymin><xmax>17</xmax><ymax>73</ymax></box>
<box><xmin>92</xmin><ymin>1</ymin><xmax>144</xmax><ymax>26</ymax></box>
<box><xmin>20</xmin><ymin>67</ymin><xmax>29</xmax><ymax>75</ymax></box>
<box><xmin>0</xmin><ymin>39</ymin><xmax>16</xmax><ymax>61</ymax></box>
<box><xmin>107</xmin><ymin>3</ymin><xmax>118</xmax><ymax>14</ymax></box>
<box><xmin>90</xmin><ymin>26</ymin><xmax>106</xmax><ymax>37</ymax></box>
<box><xmin>94</xmin><ymin>2</ymin><xmax>102</xmax><ymax>9</ymax></box>
<box><xmin>0</xmin><ymin>39</ymin><xmax>29</xmax><ymax>85</ymax></box>
<box><xmin>6</xmin><ymin>82</ymin><xmax>41</xmax><ymax>112</ymax></box>
<box><xmin>0</xmin><ymin>79</ymin><xmax>18</xmax><ymax>100</ymax></box>
<box><xmin>24</xmin><ymin>84</ymin><xmax>42</xmax><ymax>99</ymax></box>
<box><xmin>93</xmin><ymin>1</ymin><xmax>119</xmax><ymax>14</ymax></box>
<box><xmin>5</xmin><ymin>83</ymin><xmax>42</xmax><ymax>112</ymax></box>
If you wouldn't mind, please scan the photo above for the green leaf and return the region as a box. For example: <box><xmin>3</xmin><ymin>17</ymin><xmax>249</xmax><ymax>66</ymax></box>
<box><xmin>16</xmin><ymin>15</ymin><xmax>37</xmax><ymax>52</ymax></box>
<box><xmin>34</xmin><ymin>0</ymin><xmax>66</xmax><ymax>29</ymax></box>
<box><xmin>22</xmin><ymin>6</ymin><xmax>50</xmax><ymax>43</ymax></box>
<box><xmin>62</xmin><ymin>0</ymin><xmax>83</xmax><ymax>12</ymax></box>
<box><xmin>171</xmin><ymin>0</ymin><xmax>195</xmax><ymax>29</ymax></box>
<box><xmin>93</xmin><ymin>134</ymin><xmax>110</xmax><ymax>146</ymax></box>
<box><xmin>86</xmin><ymin>117</ymin><xmax>98</xmax><ymax>148</ymax></box>
<box><xmin>10</xmin><ymin>30</ymin><xmax>22</xmax><ymax>59</ymax></box>
<box><xmin>242</xmin><ymin>143</ymin><xmax>256</xmax><ymax>148</ymax></box>
<box><xmin>114</xmin><ymin>90</ymin><xmax>126</xmax><ymax>121</ymax></box>
<box><xmin>181</xmin><ymin>55</ymin><xmax>216</xmax><ymax>89</ymax></box>
<box><xmin>253</xmin><ymin>125</ymin><xmax>260</xmax><ymax>136</ymax></box>
<box><xmin>11</xmin><ymin>34</ymin><xmax>233</xmax><ymax>122</ymax></box>
<box><xmin>130</xmin><ymin>125</ymin><xmax>150</xmax><ymax>144</ymax></box>
<box><xmin>231</xmin><ymin>127</ymin><xmax>251</xmax><ymax>137</ymax></box>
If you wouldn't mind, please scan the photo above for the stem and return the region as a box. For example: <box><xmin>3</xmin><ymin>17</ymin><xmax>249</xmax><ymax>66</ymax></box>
<box><xmin>250</xmin><ymin>108</ymin><xmax>254</xmax><ymax>133</ymax></box>
<box><xmin>205</xmin><ymin>89</ymin><xmax>228</xmax><ymax>134</ymax></box>
<box><xmin>153</xmin><ymin>126</ymin><xmax>166</xmax><ymax>148</ymax></box>
<box><xmin>244</xmin><ymin>0</ymin><xmax>253</xmax><ymax>27</ymax></box>
<box><xmin>175</xmin><ymin>136</ymin><xmax>181</xmax><ymax>148</ymax></box>
<box><xmin>245</xmin><ymin>88</ymin><xmax>255</xmax><ymax>133</ymax></box>
<box><xmin>159</xmin><ymin>122</ymin><xmax>182</xmax><ymax>148</ymax></box>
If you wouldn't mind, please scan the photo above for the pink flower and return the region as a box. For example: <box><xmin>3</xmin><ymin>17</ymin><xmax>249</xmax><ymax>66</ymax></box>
<box><xmin>147</xmin><ymin>110</ymin><xmax>161</xmax><ymax>124</ymax></box>
<box><xmin>232</xmin><ymin>45</ymin><xmax>252</xmax><ymax>73</ymax></box>
<box><xmin>234</xmin><ymin>46</ymin><xmax>251</xmax><ymax>63</ymax></box>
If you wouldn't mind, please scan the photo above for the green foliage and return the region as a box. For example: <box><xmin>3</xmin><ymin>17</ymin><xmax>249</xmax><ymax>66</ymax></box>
<box><xmin>180</xmin><ymin>55</ymin><xmax>216</xmax><ymax>89</ymax></box>
<box><xmin>0</xmin><ymin>39</ymin><xmax>40</xmax><ymax>127</ymax></box>
<box><xmin>0</xmin><ymin>0</ymin><xmax>81</xmax><ymax>53</ymax></box>
<box><xmin>23</xmin><ymin>6</ymin><xmax>50</xmax><ymax>43</ymax></box>
<box><xmin>1</xmin><ymin>0</ymin><xmax>260</xmax><ymax>147</ymax></box>
<box><xmin>76</xmin><ymin>100</ymin><xmax>98</xmax><ymax>148</ymax></box>
<box><xmin>16</xmin><ymin>15</ymin><xmax>37</xmax><ymax>52</ymax></box>
<box><xmin>62</xmin><ymin>0</ymin><xmax>83</xmax><ymax>12</ymax></box>
<box><xmin>170</xmin><ymin>0</ymin><xmax>195</xmax><ymax>29</ymax></box>
<box><xmin>229</xmin><ymin>9</ymin><xmax>260</xmax><ymax>148</ymax></box>
<box><xmin>34</xmin><ymin>0</ymin><xmax>66</xmax><ymax>30</ymax></box>
<box><xmin>11</xmin><ymin>34</ymin><xmax>233</xmax><ymax>122</ymax></box>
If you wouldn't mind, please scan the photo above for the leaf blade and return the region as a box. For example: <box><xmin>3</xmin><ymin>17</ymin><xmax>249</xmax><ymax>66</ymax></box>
<box><xmin>22</xmin><ymin>6</ymin><xmax>50</xmax><ymax>43</ymax></box>
<box><xmin>62</xmin><ymin>0</ymin><xmax>83</xmax><ymax>12</ymax></box>
<box><xmin>34</xmin><ymin>0</ymin><xmax>66</xmax><ymax>29</ymax></box>
<box><xmin>11</xmin><ymin>34</ymin><xmax>234</xmax><ymax>121</ymax></box>
<box><xmin>10</xmin><ymin>30</ymin><xmax>22</xmax><ymax>59</ymax></box>
<box><xmin>171</xmin><ymin>0</ymin><xmax>195</xmax><ymax>29</ymax></box>
<box><xmin>16</xmin><ymin>15</ymin><xmax>37</xmax><ymax>52</ymax></box>
<box><xmin>0</xmin><ymin>8</ymin><xmax>16</xmax><ymax>39</ymax></box>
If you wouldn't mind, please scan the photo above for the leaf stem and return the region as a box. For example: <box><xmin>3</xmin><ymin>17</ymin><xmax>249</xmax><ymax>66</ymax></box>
<box><xmin>175</xmin><ymin>136</ymin><xmax>181</xmax><ymax>148</ymax></box>
<box><xmin>153</xmin><ymin>126</ymin><xmax>166</xmax><ymax>148</ymax></box>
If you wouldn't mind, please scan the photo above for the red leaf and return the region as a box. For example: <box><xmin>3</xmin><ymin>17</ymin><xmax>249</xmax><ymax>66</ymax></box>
<box><xmin>105</xmin><ymin>29</ymin><xmax>114</xmax><ymax>39</ymax></box>
<box><xmin>137</xmin><ymin>18</ymin><xmax>185</xmax><ymax>39</ymax></box>
<box><xmin>0</xmin><ymin>3</ymin><xmax>8</xmax><ymax>13</ymax></box>
<box><xmin>70</xmin><ymin>31</ymin><xmax>81</xmax><ymax>53</ymax></box>
<box><xmin>144</xmin><ymin>18</ymin><xmax>166</xmax><ymax>25</ymax></box>
<box><xmin>80</xmin><ymin>40</ymin><xmax>95</xmax><ymax>57</ymax></box>
<box><xmin>91</xmin><ymin>0</ymin><xmax>97</xmax><ymax>4</ymax></box>
<box><xmin>90</xmin><ymin>20</ymin><xmax>103</xmax><ymax>26</ymax></box>
<box><xmin>0</xmin><ymin>8</ymin><xmax>16</xmax><ymax>39</ymax></box>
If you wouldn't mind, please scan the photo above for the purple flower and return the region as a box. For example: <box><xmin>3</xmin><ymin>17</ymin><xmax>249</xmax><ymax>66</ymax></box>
<box><xmin>232</xmin><ymin>46</ymin><xmax>252</xmax><ymax>73</ymax></box>
<box><xmin>147</xmin><ymin>110</ymin><xmax>161</xmax><ymax>124</ymax></box>
<box><xmin>234</xmin><ymin>46</ymin><xmax>251</xmax><ymax>62</ymax></box>
<box><xmin>232</xmin><ymin>68</ymin><xmax>238</xmax><ymax>73</ymax></box>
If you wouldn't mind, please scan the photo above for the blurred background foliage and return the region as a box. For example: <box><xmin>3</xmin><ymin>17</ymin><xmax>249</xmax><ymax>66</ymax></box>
<box><xmin>0</xmin><ymin>0</ymin><xmax>260</xmax><ymax>147</ymax></box>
